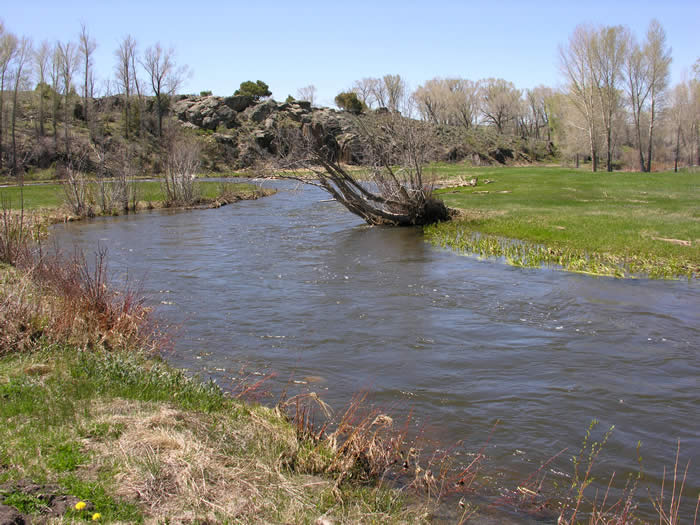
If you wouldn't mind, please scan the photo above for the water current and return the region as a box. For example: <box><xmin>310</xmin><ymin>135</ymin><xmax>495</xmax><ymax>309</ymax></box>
<box><xmin>51</xmin><ymin>180</ymin><xmax>699</xmax><ymax>522</ymax></box>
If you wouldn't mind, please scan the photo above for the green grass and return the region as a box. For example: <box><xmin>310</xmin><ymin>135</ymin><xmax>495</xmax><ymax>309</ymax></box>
<box><xmin>426</xmin><ymin>165</ymin><xmax>699</xmax><ymax>278</ymax></box>
<box><xmin>0</xmin><ymin>180</ymin><xmax>260</xmax><ymax>211</ymax></box>
<box><xmin>0</xmin><ymin>344</ymin><xmax>427</xmax><ymax>523</ymax></box>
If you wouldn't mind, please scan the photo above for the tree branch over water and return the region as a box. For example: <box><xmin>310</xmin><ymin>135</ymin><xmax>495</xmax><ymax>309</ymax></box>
<box><xmin>267</xmin><ymin>111</ymin><xmax>450</xmax><ymax>226</ymax></box>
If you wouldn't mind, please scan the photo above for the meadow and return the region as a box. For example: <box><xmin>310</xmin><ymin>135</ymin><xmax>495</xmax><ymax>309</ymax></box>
<box><xmin>427</xmin><ymin>165</ymin><xmax>699</xmax><ymax>278</ymax></box>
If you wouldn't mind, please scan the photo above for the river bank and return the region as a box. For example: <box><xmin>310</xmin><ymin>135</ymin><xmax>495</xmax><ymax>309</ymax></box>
<box><xmin>0</xmin><ymin>255</ymin><xmax>442</xmax><ymax>523</ymax></box>
<box><xmin>428</xmin><ymin>165</ymin><xmax>699</xmax><ymax>279</ymax></box>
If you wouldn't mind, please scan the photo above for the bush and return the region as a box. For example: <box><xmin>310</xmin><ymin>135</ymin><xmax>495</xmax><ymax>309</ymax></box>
<box><xmin>234</xmin><ymin>80</ymin><xmax>271</xmax><ymax>101</ymax></box>
<box><xmin>334</xmin><ymin>91</ymin><xmax>365</xmax><ymax>114</ymax></box>
<box><xmin>200</xmin><ymin>90</ymin><xmax>213</xmax><ymax>96</ymax></box>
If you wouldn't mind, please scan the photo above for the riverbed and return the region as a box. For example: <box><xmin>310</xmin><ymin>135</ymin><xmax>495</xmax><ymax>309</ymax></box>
<box><xmin>51</xmin><ymin>180</ymin><xmax>699</xmax><ymax>521</ymax></box>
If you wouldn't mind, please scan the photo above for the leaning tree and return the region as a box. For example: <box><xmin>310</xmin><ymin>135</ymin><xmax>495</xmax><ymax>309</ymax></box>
<box><xmin>269</xmin><ymin>111</ymin><xmax>450</xmax><ymax>226</ymax></box>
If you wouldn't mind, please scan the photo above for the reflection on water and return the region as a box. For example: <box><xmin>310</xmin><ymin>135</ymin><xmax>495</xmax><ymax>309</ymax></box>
<box><xmin>52</xmin><ymin>180</ymin><xmax>699</xmax><ymax>521</ymax></box>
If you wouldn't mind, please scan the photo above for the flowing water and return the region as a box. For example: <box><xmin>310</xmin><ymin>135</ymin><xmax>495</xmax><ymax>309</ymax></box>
<box><xmin>52</xmin><ymin>180</ymin><xmax>699</xmax><ymax>522</ymax></box>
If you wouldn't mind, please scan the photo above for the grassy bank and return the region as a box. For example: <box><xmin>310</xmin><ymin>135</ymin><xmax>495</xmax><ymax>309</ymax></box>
<box><xmin>0</xmin><ymin>180</ymin><xmax>270</xmax><ymax>212</ymax></box>
<box><xmin>427</xmin><ymin>165</ymin><xmax>699</xmax><ymax>279</ymax></box>
<box><xmin>0</xmin><ymin>255</ymin><xmax>435</xmax><ymax>524</ymax></box>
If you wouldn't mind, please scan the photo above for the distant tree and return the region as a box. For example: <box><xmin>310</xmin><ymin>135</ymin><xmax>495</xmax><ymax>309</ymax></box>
<box><xmin>560</xmin><ymin>25</ymin><xmax>601</xmax><ymax>171</ymax></box>
<box><xmin>0</xmin><ymin>23</ymin><xmax>18</xmax><ymax>172</ymax></box>
<box><xmin>479</xmin><ymin>78</ymin><xmax>521</xmax><ymax>134</ymax></box>
<box><xmin>234</xmin><ymin>80</ymin><xmax>271</xmax><ymax>101</ymax></box>
<box><xmin>669</xmin><ymin>81</ymin><xmax>690</xmax><ymax>172</ymax></box>
<box><xmin>115</xmin><ymin>35</ymin><xmax>136</xmax><ymax>139</ymax></box>
<box><xmin>285</xmin><ymin>94</ymin><xmax>295</xmax><ymax>103</ymax></box>
<box><xmin>296</xmin><ymin>84</ymin><xmax>316</xmax><ymax>105</ymax></box>
<box><xmin>414</xmin><ymin>77</ymin><xmax>481</xmax><ymax>129</ymax></box>
<box><xmin>381</xmin><ymin>74</ymin><xmax>406</xmax><ymax>113</ymax></box>
<box><xmin>200</xmin><ymin>90</ymin><xmax>212</xmax><ymax>96</ymax></box>
<box><xmin>334</xmin><ymin>91</ymin><xmax>365</xmax><ymax>114</ymax></box>
<box><xmin>56</xmin><ymin>40</ymin><xmax>79</xmax><ymax>157</ymax></box>
<box><xmin>642</xmin><ymin>20</ymin><xmax>671</xmax><ymax>172</ymax></box>
<box><xmin>34</xmin><ymin>40</ymin><xmax>51</xmax><ymax>137</ymax></box>
<box><xmin>524</xmin><ymin>85</ymin><xmax>554</xmax><ymax>140</ymax></box>
<box><xmin>9</xmin><ymin>36</ymin><xmax>31</xmax><ymax>175</ymax></box>
<box><xmin>591</xmin><ymin>25</ymin><xmax>629</xmax><ymax>172</ymax></box>
<box><xmin>351</xmin><ymin>75</ymin><xmax>406</xmax><ymax>113</ymax></box>
<box><xmin>142</xmin><ymin>43</ymin><xmax>188</xmax><ymax>137</ymax></box>
<box><xmin>352</xmin><ymin>77</ymin><xmax>380</xmax><ymax>108</ymax></box>
<box><xmin>78</xmin><ymin>23</ymin><xmax>96</xmax><ymax>126</ymax></box>
<box><xmin>48</xmin><ymin>43</ymin><xmax>62</xmax><ymax>149</ymax></box>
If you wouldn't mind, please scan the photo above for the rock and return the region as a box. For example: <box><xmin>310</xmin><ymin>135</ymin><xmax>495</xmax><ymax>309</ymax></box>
<box><xmin>212</xmin><ymin>133</ymin><xmax>237</xmax><ymax>146</ymax></box>
<box><xmin>224</xmin><ymin>95</ymin><xmax>254</xmax><ymax>112</ymax></box>
<box><xmin>296</xmin><ymin>100</ymin><xmax>312</xmax><ymax>111</ymax></box>
<box><xmin>0</xmin><ymin>504</ymin><xmax>25</xmax><ymax>525</ymax></box>
<box><xmin>254</xmin><ymin>128</ymin><xmax>275</xmax><ymax>148</ymax></box>
<box><xmin>246</xmin><ymin>100</ymin><xmax>277</xmax><ymax>124</ymax></box>
<box><xmin>336</xmin><ymin>133</ymin><xmax>362</xmax><ymax>163</ymax></box>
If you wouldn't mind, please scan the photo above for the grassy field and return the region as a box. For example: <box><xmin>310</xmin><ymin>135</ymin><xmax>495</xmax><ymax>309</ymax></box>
<box><xmin>0</xmin><ymin>180</ymin><xmax>262</xmax><ymax>211</ymax></box>
<box><xmin>426</xmin><ymin>165</ymin><xmax>699</xmax><ymax>278</ymax></box>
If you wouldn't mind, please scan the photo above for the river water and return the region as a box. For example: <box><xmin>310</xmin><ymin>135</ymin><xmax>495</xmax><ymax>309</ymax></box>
<box><xmin>52</xmin><ymin>180</ymin><xmax>699</xmax><ymax>522</ymax></box>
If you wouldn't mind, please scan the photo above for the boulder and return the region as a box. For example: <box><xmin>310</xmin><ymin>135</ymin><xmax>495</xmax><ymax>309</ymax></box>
<box><xmin>224</xmin><ymin>95</ymin><xmax>254</xmax><ymax>112</ymax></box>
<box><xmin>246</xmin><ymin>100</ymin><xmax>277</xmax><ymax>124</ymax></box>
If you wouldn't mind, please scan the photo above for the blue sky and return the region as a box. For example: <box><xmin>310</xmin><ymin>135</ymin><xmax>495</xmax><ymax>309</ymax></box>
<box><xmin>4</xmin><ymin>0</ymin><xmax>698</xmax><ymax>106</ymax></box>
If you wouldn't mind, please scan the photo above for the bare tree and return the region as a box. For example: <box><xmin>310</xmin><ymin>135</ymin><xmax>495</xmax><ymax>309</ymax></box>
<box><xmin>48</xmin><ymin>43</ymin><xmax>62</xmax><ymax>149</ymax></box>
<box><xmin>480</xmin><ymin>78</ymin><xmax>522</xmax><ymax>134</ymax></box>
<box><xmin>625</xmin><ymin>34</ymin><xmax>650</xmax><ymax>171</ymax></box>
<box><xmin>272</xmin><ymin>112</ymin><xmax>449</xmax><ymax>226</ymax></box>
<box><xmin>414</xmin><ymin>77</ymin><xmax>481</xmax><ymax>129</ymax></box>
<box><xmin>163</xmin><ymin>132</ymin><xmax>200</xmax><ymax>205</ymax></box>
<box><xmin>352</xmin><ymin>77</ymin><xmax>380</xmax><ymax>109</ymax></box>
<box><xmin>382</xmin><ymin>74</ymin><xmax>406</xmax><ymax>113</ymax></box>
<box><xmin>643</xmin><ymin>19</ymin><xmax>671</xmax><ymax>172</ymax></box>
<box><xmin>296</xmin><ymin>84</ymin><xmax>316</xmax><ymax>105</ymax></box>
<box><xmin>141</xmin><ymin>43</ymin><xmax>187</xmax><ymax>137</ymax></box>
<box><xmin>414</xmin><ymin>78</ymin><xmax>447</xmax><ymax>124</ymax></box>
<box><xmin>591</xmin><ymin>25</ymin><xmax>628</xmax><ymax>171</ymax></box>
<box><xmin>78</xmin><ymin>23</ymin><xmax>96</xmax><ymax>126</ymax></box>
<box><xmin>34</xmin><ymin>40</ymin><xmax>51</xmax><ymax>137</ymax></box>
<box><xmin>525</xmin><ymin>85</ymin><xmax>554</xmax><ymax>140</ymax></box>
<box><xmin>0</xmin><ymin>24</ymin><xmax>18</xmax><ymax>172</ymax></box>
<box><xmin>669</xmin><ymin>81</ymin><xmax>690</xmax><ymax>172</ymax></box>
<box><xmin>560</xmin><ymin>25</ymin><xmax>601</xmax><ymax>171</ymax></box>
<box><xmin>115</xmin><ymin>35</ymin><xmax>136</xmax><ymax>139</ymax></box>
<box><xmin>9</xmin><ymin>36</ymin><xmax>31</xmax><ymax>176</ymax></box>
<box><xmin>56</xmin><ymin>40</ymin><xmax>78</xmax><ymax>157</ymax></box>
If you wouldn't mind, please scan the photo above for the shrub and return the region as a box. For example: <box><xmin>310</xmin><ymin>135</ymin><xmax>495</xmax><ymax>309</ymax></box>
<box><xmin>334</xmin><ymin>91</ymin><xmax>365</xmax><ymax>114</ymax></box>
<box><xmin>234</xmin><ymin>80</ymin><xmax>271</xmax><ymax>101</ymax></box>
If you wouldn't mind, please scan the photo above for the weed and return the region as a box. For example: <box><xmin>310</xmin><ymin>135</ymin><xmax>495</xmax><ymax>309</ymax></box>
<box><xmin>2</xmin><ymin>491</ymin><xmax>48</xmax><ymax>514</ymax></box>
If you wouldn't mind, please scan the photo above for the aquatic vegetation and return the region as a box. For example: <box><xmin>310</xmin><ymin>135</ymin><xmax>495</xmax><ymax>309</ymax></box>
<box><xmin>425</xmin><ymin>221</ymin><xmax>696</xmax><ymax>279</ymax></box>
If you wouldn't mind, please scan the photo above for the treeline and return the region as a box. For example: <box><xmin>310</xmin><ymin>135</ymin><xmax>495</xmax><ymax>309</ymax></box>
<box><xmin>0</xmin><ymin>20</ymin><xmax>189</xmax><ymax>179</ymax></box>
<box><xmin>338</xmin><ymin>20</ymin><xmax>699</xmax><ymax>172</ymax></box>
<box><xmin>0</xmin><ymin>17</ymin><xmax>698</xmax><ymax>179</ymax></box>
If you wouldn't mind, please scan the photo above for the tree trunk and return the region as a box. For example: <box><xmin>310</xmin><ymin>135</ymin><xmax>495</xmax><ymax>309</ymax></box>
<box><xmin>646</xmin><ymin>97</ymin><xmax>655</xmax><ymax>172</ymax></box>
<box><xmin>674</xmin><ymin>124</ymin><xmax>680</xmax><ymax>172</ymax></box>
<box><xmin>0</xmin><ymin>73</ymin><xmax>5</xmax><ymax>173</ymax></box>
<box><xmin>588</xmin><ymin>129</ymin><xmax>598</xmax><ymax>172</ymax></box>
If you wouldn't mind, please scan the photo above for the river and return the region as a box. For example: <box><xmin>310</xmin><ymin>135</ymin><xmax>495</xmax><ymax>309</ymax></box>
<box><xmin>51</xmin><ymin>180</ymin><xmax>699</xmax><ymax>522</ymax></box>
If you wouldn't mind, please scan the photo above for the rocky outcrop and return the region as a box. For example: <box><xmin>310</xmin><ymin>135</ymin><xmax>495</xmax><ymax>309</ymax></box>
<box><xmin>171</xmin><ymin>95</ymin><xmax>552</xmax><ymax>170</ymax></box>
<box><xmin>172</xmin><ymin>95</ymin><xmax>361</xmax><ymax>169</ymax></box>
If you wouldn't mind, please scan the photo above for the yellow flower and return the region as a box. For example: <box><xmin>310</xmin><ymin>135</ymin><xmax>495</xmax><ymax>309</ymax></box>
<box><xmin>92</xmin><ymin>513</ymin><xmax>102</xmax><ymax>521</ymax></box>
<box><xmin>75</xmin><ymin>501</ymin><xmax>87</xmax><ymax>510</ymax></box>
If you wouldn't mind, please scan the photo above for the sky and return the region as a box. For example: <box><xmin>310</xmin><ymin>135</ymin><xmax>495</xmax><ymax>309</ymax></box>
<box><xmin>3</xmin><ymin>0</ymin><xmax>699</xmax><ymax>107</ymax></box>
